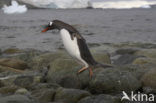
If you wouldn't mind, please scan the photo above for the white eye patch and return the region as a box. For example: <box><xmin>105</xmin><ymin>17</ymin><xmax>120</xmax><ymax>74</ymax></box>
<box><xmin>49</xmin><ymin>21</ymin><xmax>53</xmax><ymax>26</ymax></box>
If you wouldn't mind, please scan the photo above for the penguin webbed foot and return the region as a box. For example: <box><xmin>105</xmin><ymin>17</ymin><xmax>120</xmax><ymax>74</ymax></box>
<box><xmin>77</xmin><ymin>67</ymin><xmax>93</xmax><ymax>78</ymax></box>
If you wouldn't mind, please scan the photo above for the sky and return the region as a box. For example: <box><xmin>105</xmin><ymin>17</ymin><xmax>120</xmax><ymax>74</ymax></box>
<box><xmin>91</xmin><ymin>0</ymin><xmax>156</xmax><ymax>1</ymax></box>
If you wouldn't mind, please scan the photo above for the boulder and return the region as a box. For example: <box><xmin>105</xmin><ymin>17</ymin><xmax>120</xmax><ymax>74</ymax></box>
<box><xmin>54</xmin><ymin>88</ymin><xmax>91</xmax><ymax>103</ymax></box>
<box><xmin>0</xmin><ymin>94</ymin><xmax>35</xmax><ymax>103</ymax></box>
<box><xmin>0</xmin><ymin>58</ymin><xmax>28</xmax><ymax>70</ymax></box>
<box><xmin>141</xmin><ymin>69</ymin><xmax>156</xmax><ymax>90</ymax></box>
<box><xmin>0</xmin><ymin>0</ymin><xmax>11</xmax><ymax>8</ymax></box>
<box><xmin>133</xmin><ymin>57</ymin><xmax>156</xmax><ymax>65</ymax></box>
<box><xmin>135</xmin><ymin>49</ymin><xmax>156</xmax><ymax>59</ymax></box>
<box><xmin>32</xmin><ymin>88</ymin><xmax>55</xmax><ymax>103</ymax></box>
<box><xmin>0</xmin><ymin>85</ymin><xmax>19</xmax><ymax>95</ymax></box>
<box><xmin>46</xmin><ymin>58</ymin><xmax>90</xmax><ymax>89</ymax></box>
<box><xmin>89</xmin><ymin>68</ymin><xmax>141</xmax><ymax>94</ymax></box>
<box><xmin>31</xmin><ymin>51</ymin><xmax>69</xmax><ymax>70</ymax></box>
<box><xmin>93</xmin><ymin>52</ymin><xmax>111</xmax><ymax>64</ymax></box>
<box><xmin>15</xmin><ymin>88</ymin><xmax>30</xmax><ymax>95</ymax></box>
<box><xmin>78</xmin><ymin>94</ymin><xmax>120</xmax><ymax>103</ymax></box>
<box><xmin>3</xmin><ymin>48</ymin><xmax>23</xmax><ymax>54</ymax></box>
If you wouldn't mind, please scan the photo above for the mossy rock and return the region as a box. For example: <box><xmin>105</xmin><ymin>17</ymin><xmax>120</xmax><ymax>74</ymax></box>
<box><xmin>133</xmin><ymin>57</ymin><xmax>156</xmax><ymax>65</ymax></box>
<box><xmin>0</xmin><ymin>58</ymin><xmax>28</xmax><ymax>70</ymax></box>
<box><xmin>3</xmin><ymin>48</ymin><xmax>23</xmax><ymax>54</ymax></box>
<box><xmin>89</xmin><ymin>67</ymin><xmax>141</xmax><ymax>94</ymax></box>
<box><xmin>54</xmin><ymin>88</ymin><xmax>91</xmax><ymax>103</ymax></box>
<box><xmin>0</xmin><ymin>85</ymin><xmax>19</xmax><ymax>94</ymax></box>
<box><xmin>46</xmin><ymin>58</ymin><xmax>91</xmax><ymax>89</ymax></box>
<box><xmin>141</xmin><ymin>69</ymin><xmax>156</xmax><ymax>89</ymax></box>
<box><xmin>78</xmin><ymin>94</ymin><xmax>120</xmax><ymax>103</ymax></box>
<box><xmin>93</xmin><ymin>52</ymin><xmax>111</xmax><ymax>64</ymax></box>
<box><xmin>32</xmin><ymin>88</ymin><xmax>56</xmax><ymax>103</ymax></box>
<box><xmin>31</xmin><ymin>50</ymin><xmax>70</xmax><ymax>70</ymax></box>
<box><xmin>135</xmin><ymin>49</ymin><xmax>156</xmax><ymax>59</ymax></box>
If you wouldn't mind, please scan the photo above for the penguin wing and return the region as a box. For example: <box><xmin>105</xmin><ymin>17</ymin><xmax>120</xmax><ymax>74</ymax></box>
<box><xmin>77</xmin><ymin>35</ymin><xmax>97</xmax><ymax>66</ymax></box>
<box><xmin>72</xmin><ymin>32</ymin><xmax>85</xmax><ymax>41</ymax></box>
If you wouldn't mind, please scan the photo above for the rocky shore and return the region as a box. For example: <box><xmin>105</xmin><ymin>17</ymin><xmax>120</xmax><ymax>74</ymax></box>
<box><xmin>0</xmin><ymin>43</ymin><xmax>156</xmax><ymax>103</ymax></box>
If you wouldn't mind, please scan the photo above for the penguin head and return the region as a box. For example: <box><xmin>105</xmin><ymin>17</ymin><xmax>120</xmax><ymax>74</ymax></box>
<box><xmin>42</xmin><ymin>20</ymin><xmax>66</xmax><ymax>32</ymax></box>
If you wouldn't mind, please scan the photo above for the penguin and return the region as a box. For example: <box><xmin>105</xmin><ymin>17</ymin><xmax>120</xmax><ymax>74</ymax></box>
<box><xmin>42</xmin><ymin>20</ymin><xmax>112</xmax><ymax>77</ymax></box>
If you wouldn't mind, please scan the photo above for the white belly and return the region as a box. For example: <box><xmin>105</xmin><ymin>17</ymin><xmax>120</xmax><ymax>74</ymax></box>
<box><xmin>60</xmin><ymin>29</ymin><xmax>88</xmax><ymax>67</ymax></box>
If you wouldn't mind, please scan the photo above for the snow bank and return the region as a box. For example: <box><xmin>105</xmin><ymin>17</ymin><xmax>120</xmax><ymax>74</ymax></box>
<box><xmin>92</xmin><ymin>0</ymin><xmax>156</xmax><ymax>9</ymax></box>
<box><xmin>19</xmin><ymin>0</ymin><xmax>90</xmax><ymax>8</ymax></box>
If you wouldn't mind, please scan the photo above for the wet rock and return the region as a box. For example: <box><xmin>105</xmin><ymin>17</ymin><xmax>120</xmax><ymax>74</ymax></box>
<box><xmin>0</xmin><ymin>58</ymin><xmax>28</xmax><ymax>70</ymax></box>
<box><xmin>0</xmin><ymin>85</ymin><xmax>19</xmax><ymax>95</ymax></box>
<box><xmin>3</xmin><ymin>48</ymin><xmax>23</xmax><ymax>54</ymax></box>
<box><xmin>78</xmin><ymin>94</ymin><xmax>120</xmax><ymax>103</ymax></box>
<box><xmin>141</xmin><ymin>69</ymin><xmax>156</xmax><ymax>90</ymax></box>
<box><xmin>32</xmin><ymin>88</ymin><xmax>55</xmax><ymax>103</ymax></box>
<box><xmin>31</xmin><ymin>51</ymin><xmax>69</xmax><ymax>70</ymax></box>
<box><xmin>135</xmin><ymin>49</ymin><xmax>156</xmax><ymax>59</ymax></box>
<box><xmin>54</xmin><ymin>88</ymin><xmax>91</xmax><ymax>103</ymax></box>
<box><xmin>0</xmin><ymin>94</ymin><xmax>35</xmax><ymax>103</ymax></box>
<box><xmin>89</xmin><ymin>68</ymin><xmax>141</xmax><ymax>94</ymax></box>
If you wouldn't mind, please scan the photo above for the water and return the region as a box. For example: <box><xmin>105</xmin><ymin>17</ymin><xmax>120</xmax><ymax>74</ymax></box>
<box><xmin>0</xmin><ymin>9</ymin><xmax>156</xmax><ymax>51</ymax></box>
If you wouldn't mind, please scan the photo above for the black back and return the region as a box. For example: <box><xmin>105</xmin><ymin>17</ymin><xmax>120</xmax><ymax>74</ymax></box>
<box><xmin>53</xmin><ymin>20</ymin><xmax>97</xmax><ymax>66</ymax></box>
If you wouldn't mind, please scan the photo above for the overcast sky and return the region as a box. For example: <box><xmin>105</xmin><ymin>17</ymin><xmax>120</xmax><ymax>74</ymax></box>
<box><xmin>91</xmin><ymin>0</ymin><xmax>156</xmax><ymax>1</ymax></box>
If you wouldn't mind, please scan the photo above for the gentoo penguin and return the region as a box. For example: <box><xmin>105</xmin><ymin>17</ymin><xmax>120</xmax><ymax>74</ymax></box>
<box><xmin>42</xmin><ymin>20</ymin><xmax>112</xmax><ymax>77</ymax></box>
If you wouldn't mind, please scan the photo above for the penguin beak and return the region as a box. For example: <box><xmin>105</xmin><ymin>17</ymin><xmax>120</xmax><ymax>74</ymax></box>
<box><xmin>42</xmin><ymin>27</ymin><xmax>50</xmax><ymax>32</ymax></box>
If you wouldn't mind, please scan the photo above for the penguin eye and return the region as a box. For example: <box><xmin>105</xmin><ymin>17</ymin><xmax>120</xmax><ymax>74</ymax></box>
<box><xmin>49</xmin><ymin>22</ymin><xmax>53</xmax><ymax>26</ymax></box>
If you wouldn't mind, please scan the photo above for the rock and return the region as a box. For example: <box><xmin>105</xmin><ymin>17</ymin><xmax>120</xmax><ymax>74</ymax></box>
<box><xmin>31</xmin><ymin>51</ymin><xmax>69</xmax><ymax>70</ymax></box>
<box><xmin>135</xmin><ymin>49</ymin><xmax>156</xmax><ymax>59</ymax></box>
<box><xmin>0</xmin><ymin>65</ymin><xmax>24</xmax><ymax>73</ymax></box>
<box><xmin>46</xmin><ymin>58</ymin><xmax>90</xmax><ymax>89</ymax></box>
<box><xmin>0</xmin><ymin>0</ymin><xmax>11</xmax><ymax>8</ymax></box>
<box><xmin>32</xmin><ymin>88</ymin><xmax>55</xmax><ymax>103</ymax></box>
<box><xmin>0</xmin><ymin>85</ymin><xmax>19</xmax><ymax>94</ymax></box>
<box><xmin>3</xmin><ymin>48</ymin><xmax>23</xmax><ymax>54</ymax></box>
<box><xmin>0</xmin><ymin>74</ymin><xmax>18</xmax><ymax>86</ymax></box>
<box><xmin>113</xmin><ymin>54</ymin><xmax>139</xmax><ymax>65</ymax></box>
<box><xmin>14</xmin><ymin>75</ymin><xmax>42</xmax><ymax>89</ymax></box>
<box><xmin>0</xmin><ymin>49</ymin><xmax>2</xmax><ymax>55</ymax></box>
<box><xmin>0</xmin><ymin>58</ymin><xmax>28</xmax><ymax>70</ymax></box>
<box><xmin>141</xmin><ymin>69</ymin><xmax>156</xmax><ymax>90</ymax></box>
<box><xmin>31</xmin><ymin>83</ymin><xmax>60</xmax><ymax>91</ymax></box>
<box><xmin>117</xmin><ymin>65</ymin><xmax>148</xmax><ymax>80</ymax></box>
<box><xmin>17</xmin><ymin>0</ymin><xmax>38</xmax><ymax>9</ymax></box>
<box><xmin>89</xmin><ymin>68</ymin><xmax>141</xmax><ymax>94</ymax></box>
<box><xmin>78</xmin><ymin>94</ymin><xmax>120</xmax><ymax>103</ymax></box>
<box><xmin>133</xmin><ymin>57</ymin><xmax>156</xmax><ymax>65</ymax></box>
<box><xmin>93</xmin><ymin>52</ymin><xmax>111</xmax><ymax>64</ymax></box>
<box><xmin>54</xmin><ymin>88</ymin><xmax>91</xmax><ymax>103</ymax></box>
<box><xmin>115</xmin><ymin>48</ymin><xmax>138</xmax><ymax>55</ymax></box>
<box><xmin>0</xmin><ymin>94</ymin><xmax>35</xmax><ymax>103</ymax></box>
<box><xmin>15</xmin><ymin>88</ymin><xmax>30</xmax><ymax>95</ymax></box>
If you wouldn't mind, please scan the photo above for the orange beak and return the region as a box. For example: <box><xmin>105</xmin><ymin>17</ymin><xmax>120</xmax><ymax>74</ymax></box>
<box><xmin>42</xmin><ymin>27</ymin><xmax>49</xmax><ymax>32</ymax></box>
